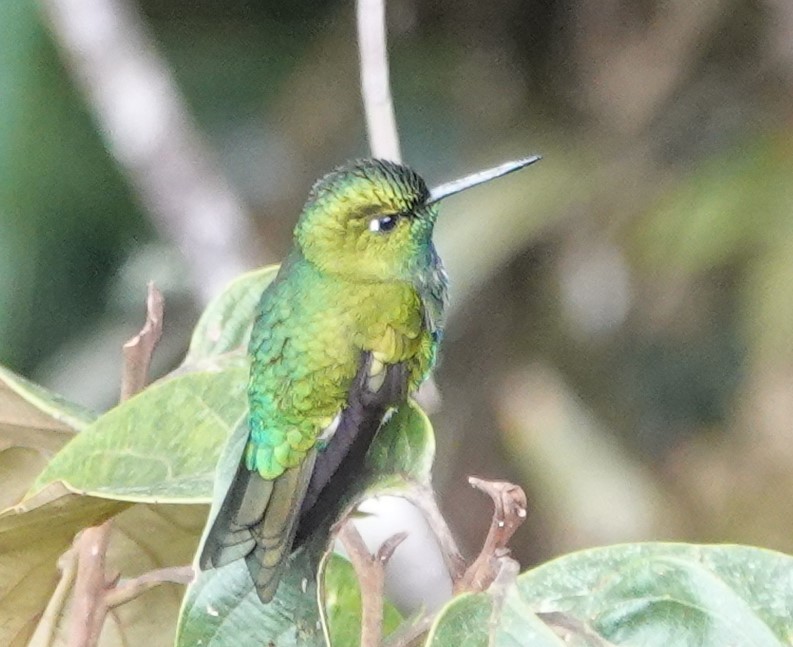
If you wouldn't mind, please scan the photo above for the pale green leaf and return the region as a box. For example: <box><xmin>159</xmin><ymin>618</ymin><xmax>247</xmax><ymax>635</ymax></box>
<box><xmin>425</xmin><ymin>593</ymin><xmax>493</xmax><ymax>647</ymax></box>
<box><xmin>1</xmin><ymin>355</ymin><xmax>246</xmax><ymax>646</ymax></box>
<box><xmin>365</xmin><ymin>399</ymin><xmax>434</xmax><ymax>487</ymax></box>
<box><xmin>31</xmin><ymin>356</ymin><xmax>248</xmax><ymax>502</ymax></box>
<box><xmin>185</xmin><ymin>265</ymin><xmax>279</xmax><ymax>362</ymax></box>
<box><xmin>0</xmin><ymin>364</ymin><xmax>93</xmax><ymax>509</ymax></box>
<box><xmin>427</xmin><ymin>543</ymin><xmax>793</xmax><ymax>647</ymax></box>
<box><xmin>176</xmin><ymin>552</ymin><xmax>323</xmax><ymax>647</ymax></box>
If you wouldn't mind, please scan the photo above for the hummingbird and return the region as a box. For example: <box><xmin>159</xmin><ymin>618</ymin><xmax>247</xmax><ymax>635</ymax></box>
<box><xmin>199</xmin><ymin>155</ymin><xmax>541</xmax><ymax>602</ymax></box>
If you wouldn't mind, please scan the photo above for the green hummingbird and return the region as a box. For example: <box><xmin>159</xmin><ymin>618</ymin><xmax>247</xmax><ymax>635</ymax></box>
<box><xmin>199</xmin><ymin>155</ymin><xmax>540</xmax><ymax>602</ymax></box>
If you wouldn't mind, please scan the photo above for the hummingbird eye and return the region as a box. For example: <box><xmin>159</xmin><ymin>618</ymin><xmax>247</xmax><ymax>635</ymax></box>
<box><xmin>368</xmin><ymin>214</ymin><xmax>398</xmax><ymax>233</ymax></box>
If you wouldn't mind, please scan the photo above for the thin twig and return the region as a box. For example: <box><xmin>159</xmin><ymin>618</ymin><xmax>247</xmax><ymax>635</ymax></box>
<box><xmin>535</xmin><ymin>611</ymin><xmax>620</xmax><ymax>646</ymax></box>
<box><xmin>105</xmin><ymin>565</ymin><xmax>194</xmax><ymax>608</ymax></box>
<box><xmin>385</xmin><ymin>480</ymin><xmax>526</xmax><ymax>646</ymax></box>
<box><xmin>402</xmin><ymin>484</ymin><xmax>466</xmax><ymax>584</ymax></box>
<box><xmin>455</xmin><ymin>477</ymin><xmax>527</xmax><ymax>593</ymax></box>
<box><xmin>485</xmin><ymin>557</ymin><xmax>520</xmax><ymax>637</ymax></box>
<box><xmin>121</xmin><ymin>282</ymin><xmax>164</xmax><ymax>401</ymax></box>
<box><xmin>37</xmin><ymin>0</ymin><xmax>266</xmax><ymax>304</ymax></box>
<box><xmin>382</xmin><ymin>610</ymin><xmax>436</xmax><ymax>647</ymax></box>
<box><xmin>340</xmin><ymin>522</ymin><xmax>408</xmax><ymax>647</ymax></box>
<box><xmin>32</xmin><ymin>548</ymin><xmax>78</xmax><ymax>645</ymax></box>
<box><xmin>68</xmin><ymin>526</ymin><xmax>112</xmax><ymax>647</ymax></box>
<box><xmin>357</xmin><ymin>0</ymin><xmax>402</xmax><ymax>162</ymax></box>
<box><xmin>67</xmin><ymin>285</ymin><xmax>166</xmax><ymax>647</ymax></box>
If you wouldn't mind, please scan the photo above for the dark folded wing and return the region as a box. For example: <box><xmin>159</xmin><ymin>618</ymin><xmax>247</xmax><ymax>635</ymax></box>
<box><xmin>199</xmin><ymin>351</ymin><xmax>406</xmax><ymax>603</ymax></box>
<box><xmin>295</xmin><ymin>354</ymin><xmax>408</xmax><ymax>545</ymax></box>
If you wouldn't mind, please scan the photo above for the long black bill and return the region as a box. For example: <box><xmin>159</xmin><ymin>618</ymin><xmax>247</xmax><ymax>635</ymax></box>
<box><xmin>427</xmin><ymin>155</ymin><xmax>541</xmax><ymax>205</ymax></box>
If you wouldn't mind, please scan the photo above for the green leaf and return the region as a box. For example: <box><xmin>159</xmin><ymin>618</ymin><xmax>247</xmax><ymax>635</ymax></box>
<box><xmin>0</xmin><ymin>364</ymin><xmax>93</xmax><ymax>509</ymax></box>
<box><xmin>176</xmin><ymin>398</ymin><xmax>435</xmax><ymax>646</ymax></box>
<box><xmin>365</xmin><ymin>399</ymin><xmax>435</xmax><ymax>486</ymax></box>
<box><xmin>425</xmin><ymin>592</ymin><xmax>493</xmax><ymax>647</ymax></box>
<box><xmin>0</xmin><ymin>365</ymin><xmax>99</xmax><ymax>646</ymax></box>
<box><xmin>427</xmin><ymin>543</ymin><xmax>793</xmax><ymax>646</ymax></box>
<box><xmin>31</xmin><ymin>355</ymin><xmax>248</xmax><ymax>501</ymax></box>
<box><xmin>177</xmin><ymin>550</ymin><xmax>324</xmax><ymax>647</ymax></box>
<box><xmin>185</xmin><ymin>265</ymin><xmax>279</xmax><ymax>362</ymax></box>
<box><xmin>0</xmin><ymin>364</ymin><xmax>94</xmax><ymax>433</ymax></box>
<box><xmin>1</xmin><ymin>356</ymin><xmax>246</xmax><ymax>646</ymax></box>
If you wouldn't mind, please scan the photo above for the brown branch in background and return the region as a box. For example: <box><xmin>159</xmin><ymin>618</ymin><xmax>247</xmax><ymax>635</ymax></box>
<box><xmin>339</xmin><ymin>523</ymin><xmax>408</xmax><ymax>647</ymax></box>
<box><xmin>495</xmin><ymin>366</ymin><xmax>675</xmax><ymax>549</ymax></box>
<box><xmin>37</xmin><ymin>0</ymin><xmax>267</xmax><ymax>305</ymax></box>
<box><xmin>357</xmin><ymin>0</ymin><xmax>402</xmax><ymax>162</ymax></box>
<box><xmin>455</xmin><ymin>477</ymin><xmax>527</xmax><ymax>593</ymax></box>
<box><xmin>68</xmin><ymin>285</ymin><xmax>166</xmax><ymax>647</ymax></box>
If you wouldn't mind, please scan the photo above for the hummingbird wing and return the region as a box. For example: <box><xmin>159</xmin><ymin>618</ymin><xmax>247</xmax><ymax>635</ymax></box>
<box><xmin>199</xmin><ymin>351</ymin><xmax>407</xmax><ymax>603</ymax></box>
<box><xmin>199</xmin><ymin>443</ymin><xmax>317</xmax><ymax>601</ymax></box>
<box><xmin>294</xmin><ymin>353</ymin><xmax>408</xmax><ymax>545</ymax></box>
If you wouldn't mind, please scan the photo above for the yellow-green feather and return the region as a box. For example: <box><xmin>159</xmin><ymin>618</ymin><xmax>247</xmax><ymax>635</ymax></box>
<box><xmin>246</xmin><ymin>250</ymin><xmax>435</xmax><ymax>480</ymax></box>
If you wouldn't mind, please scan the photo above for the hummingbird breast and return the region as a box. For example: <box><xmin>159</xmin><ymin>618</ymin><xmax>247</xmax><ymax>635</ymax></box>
<box><xmin>246</xmin><ymin>250</ymin><xmax>442</xmax><ymax>481</ymax></box>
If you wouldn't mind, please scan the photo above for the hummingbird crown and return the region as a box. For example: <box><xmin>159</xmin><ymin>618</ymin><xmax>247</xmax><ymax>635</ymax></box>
<box><xmin>295</xmin><ymin>159</ymin><xmax>438</xmax><ymax>283</ymax></box>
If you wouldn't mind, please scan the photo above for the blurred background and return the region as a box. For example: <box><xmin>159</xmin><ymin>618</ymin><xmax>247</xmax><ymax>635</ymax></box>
<box><xmin>2</xmin><ymin>0</ymin><xmax>793</xmax><ymax>579</ymax></box>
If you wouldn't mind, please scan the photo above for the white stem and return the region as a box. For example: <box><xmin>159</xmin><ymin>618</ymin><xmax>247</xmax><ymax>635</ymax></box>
<box><xmin>356</xmin><ymin>0</ymin><xmax>402</xmax><ymax>162</ymax></box>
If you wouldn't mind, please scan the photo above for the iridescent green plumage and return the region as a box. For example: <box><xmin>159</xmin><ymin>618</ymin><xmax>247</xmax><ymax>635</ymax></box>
<box><xmin>245</xmin><ymin>161</ymin><xmax>440</xmax><ymax>476</ymax></box>
<box><xmin>199</xmin><ymin>156</ymin><xmax>539</xmax><ymax>603</ymax></box>
<box><xmin>200</xmin><ymin>159</ymin><xmax>445</xmax><ymax>601</ymax></box>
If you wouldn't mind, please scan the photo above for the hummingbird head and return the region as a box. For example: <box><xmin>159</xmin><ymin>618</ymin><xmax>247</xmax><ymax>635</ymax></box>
<box><xmin>295</xmin><ymin>159</ymin><xmax>437</xmax><ymax>282</ymax></box>
<box><xmin>295</xmin><ymin>156</ymin><xmax>541</xmax><ymax>282</ymax></box>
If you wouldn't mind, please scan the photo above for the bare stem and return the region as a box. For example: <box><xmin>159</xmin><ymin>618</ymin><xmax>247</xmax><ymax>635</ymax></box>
<box><xmin>37</xmin><ymin>0</ymin><xmax>265</xmax><ymax>304</ymax></box>
<box><xmin>32</xmin><ymin>548</ymin><xmax>78</xmax><ymax>645</ymax></box>
<box><xmin>121</xmin><ymin>282</ymin><xmax>164</xmax><ymax>401</ymax></box>
<box><xmin>340</xmin><ymin>521</ymin><xmax>408</xmax><ymax>647</ymax></box>
<box><xmin>382</xmin><ymin>611</ymin><xmax>436</xmax><ymax>647</ymax></box>
<box><xmin>356</xmin><ymin>0</ymin><xmax>402</xmax><ymax>162</ymax></box>
<box><xmin>68</xmin><ymin>526</ymin><xmax>112</xmax><ymax>647</ymax></box>
<box><xmin>67</xmin><ymin>285</ymin><xmax>166</xmax><ymax>646</ymax></box>
<box><xmin>105</xmin><ymin>565</ymin><xmax>195</xmax><ymax>608</ymax></box>
<box><xmin>455</xmin><ymin>477</ymin><xmax>528</xmax><ymax>593</ymax></box>
<box><xmin>403</xmin><ymin>484</ymin><xmax>466</xmax><ymax>584</ymax></box>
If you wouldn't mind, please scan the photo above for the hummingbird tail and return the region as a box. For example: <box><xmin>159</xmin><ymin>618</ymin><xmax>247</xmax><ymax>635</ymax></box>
<box><xmin>199</xmin><ymin>450</ymin><xmax>316</xmax><ymax>603</ymax></box>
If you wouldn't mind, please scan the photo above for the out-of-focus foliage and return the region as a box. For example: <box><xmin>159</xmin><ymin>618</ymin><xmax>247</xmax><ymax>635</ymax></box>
<box><xmin>2</xmin><ymin>0</ymin><xmax>793</xmax><ymax>621</ymax></box>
